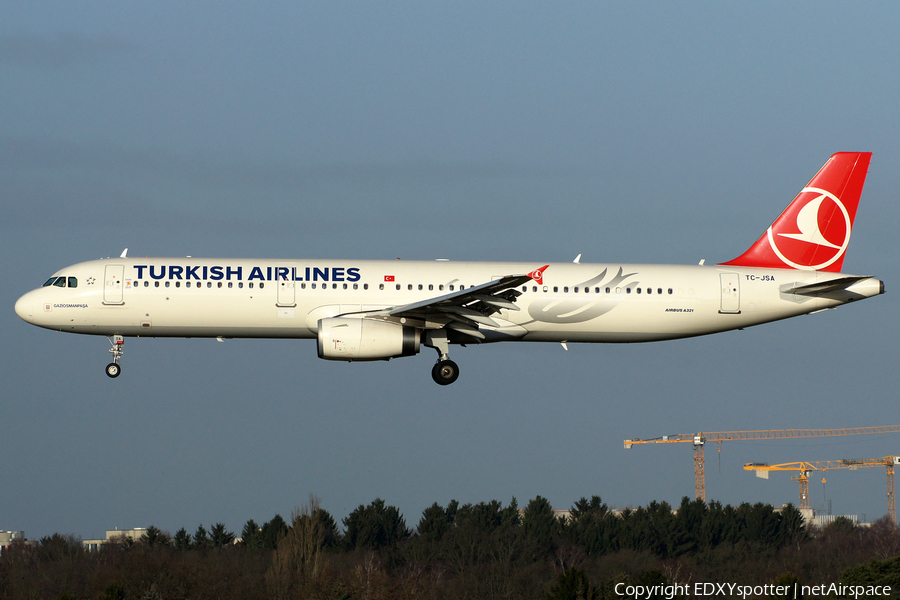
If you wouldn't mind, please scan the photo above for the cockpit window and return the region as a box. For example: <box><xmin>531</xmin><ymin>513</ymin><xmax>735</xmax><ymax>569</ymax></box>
<box><xmin>42</xmin><ymin>276</ymin><xmax>77</xmax><ymax>288</ymax></box>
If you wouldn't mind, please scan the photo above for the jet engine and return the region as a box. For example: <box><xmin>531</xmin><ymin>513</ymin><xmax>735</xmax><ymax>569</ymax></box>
<box><xmin>317</xmin><ymin>317</ymin><xmax>420</xmax><ymax>361</ymax></box>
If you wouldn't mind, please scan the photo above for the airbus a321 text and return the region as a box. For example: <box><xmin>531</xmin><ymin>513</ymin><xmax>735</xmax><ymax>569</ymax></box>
<box><xmin>15</xmin><ymin>153</ymin><xmax>884</xmax><ymax>385</ymax></box>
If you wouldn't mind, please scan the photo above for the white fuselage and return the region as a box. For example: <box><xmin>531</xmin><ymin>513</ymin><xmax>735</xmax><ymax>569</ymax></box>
<box><xmin>14</xmin><ymin>257</ymin><xmax>883</xmax><ymax>344</ymax></box>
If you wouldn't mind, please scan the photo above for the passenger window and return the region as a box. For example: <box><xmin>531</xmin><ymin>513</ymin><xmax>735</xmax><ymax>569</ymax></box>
<box><xmin>352</xmin><ymin>283</ymin><xmax>356</xmax><ymax>290</ymax></box>
<box><xmin>344</xmin><ymin>283</ymin><xmax>348</xmax><ymax>290</ymax></box>
<box><xmin>450</xmin><ymin>285</ymin><xmax>455</xmax><ymax>291</ymax></box>
<box><xmin>658</xmin><ymin>288</ymin><xmax>663</xmax><ymax>294</ymax></box>
<box><xmin>379</xmin><ymin>283</ymin><xmax>384</xmax><ymax>290</ymax></box>
<box><xmin>260</xmin><ymin>283</ymin><xmax>264</xmax><ymax>289</ymax></box>
<box><xmin>522</xmin><ymin>286</ymin><xmax>527</xmax><ymax>292</ymax></box>
<box><xmin>408</xmin><ymin>284</ymin><xmax>413</xmax><ymax>291</ymax></box>
<box><xmin>669</xmin><ymin>288</ymin><xmax>674</xmax><ymax>295</ymax></box>
<box><xmin>543</xmin><ymin>286</ymin><xmax>548</xmax><ymax>292</ymax></box>
<box><xmin>301</xmin><ymin>283</ymin><xmax>306</xmax><ymax>289</ymax></box>
<box><xmin>333</xmin><ymin>283</ymin><xmax>337</xmax><ymax>289</ymax></box>
<box><xmin>574</xmin><ymin>287</ymin><xmax>578</xmax><ymax>293</ymax></box>
<box><xmin>626</xmin><ymin>288</ymin><xmax>631</xmax><ymax>294</ymax></box>
<box><xmin>396</xmin><ymin>284</ymin><xmax>400</xmax><ymax>290</ymax></box>
<box><xmin>439</xmin><ymin>285</ymin><xmax>444</xmax><ymax>291</ymax></box>
<box><xmin>217</xmin><ymin>282</ymin><xmax>222</xmax><ymax>288</ymax></box>
<box><xmin>428</xmin><ymin>284</ymin><xmax>433</xmax><ymax>291</ymax></box>
<box><xmin>68</xmin><ymin>277</ymin><xmax>78</xmax><ymax>288</ymax></box>
<box><xmin>311</xmin><ymin>283</ymin><xmax>316</xmax><ymax>289</ymax></box>
<box><xmin>207</xmin><ymin>282</ymin><xmax>211</xmax><ymax>288</ymax></box>
<box><xmin>165</xmin><ymin>281</ymin><xmax>170</xmax><ymax>288</ymax></box>
<box><xmin>228</xmin><ymin>282</ymin><xmax>233</xmax><ymax>289</ymax></box>
<box><xmin>564</xmin><ymin>287</ymin><xmax>569</xmax><ymax>293</ymax></box>
<box><xmin>186</xmin><ymin>282</ymin><xmax>191</xmax><ymax>288</ymax></box>
<box><xmin>605</xmin><ymin>287</ymin><xmax>610</xmax><ymax>293</ymax></box>
<box><xmin>145</xmin><ymin>281</ymin><xmax>150</xmax><ymax>287</ymax></box>
<box><xmin>418</xmin><ymin>284</ymin><xmax>423</xmax><ymax>291</ymax></box>
<box><xmin>363</xmin><ymin>283</ymin><xmax>368</xmax><ymax>290</ymax></box>
<box><xmin>553</xmin><ymin>286</ymin><xmax>559</xmax><ymax>292</ymax></box>
<box><xmin>156</xmin><ymin>281</ymin><xmax>161</xmax><ymax>288</ymax></box>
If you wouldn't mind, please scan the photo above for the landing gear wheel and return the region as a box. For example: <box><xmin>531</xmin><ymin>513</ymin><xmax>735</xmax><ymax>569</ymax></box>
<box><xmin>106</xmin><ymin>363</ymin><xmax>122</xmax><ymax>378</ymax></box>
<box><xmin>432</xmin><ymin>359</ymin><xmax>459</xmax><ymax>386</ymax></box>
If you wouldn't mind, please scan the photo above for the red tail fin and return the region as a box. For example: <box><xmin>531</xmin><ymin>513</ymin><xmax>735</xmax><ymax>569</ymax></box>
<box><xmin>720</xmin><ymin>152</ymin><xmax>872</xmax><ymax>272</ymax></box>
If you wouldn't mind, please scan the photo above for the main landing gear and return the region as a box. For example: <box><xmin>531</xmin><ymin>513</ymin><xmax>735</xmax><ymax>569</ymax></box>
<box><xmin>432</xmin><ymin>359</ymin><xmax>459</xmax><ymax>386</ymax></box>
<box><xmin>425</xmin><ymin>330</ymin><xmax>460</xmax><ymax>386</ymax></box>
<box><xmin>106</xmin><ymin>335</ymin><xmax>124</xmax><ymax>378</ymax></box>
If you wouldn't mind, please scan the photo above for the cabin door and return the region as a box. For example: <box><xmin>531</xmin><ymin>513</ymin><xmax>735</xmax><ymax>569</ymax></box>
<box><xmin>103</xmin><ymin>265</ymin><xmax>125</xmax><ymax>305</ymax></box>
<box><xmin>719</xmin><ymin>272</ymin><xmax>740</xmax><ymax>314</ymax></box>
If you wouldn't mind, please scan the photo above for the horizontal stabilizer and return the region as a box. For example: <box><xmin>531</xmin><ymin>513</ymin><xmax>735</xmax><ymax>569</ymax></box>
<box><xmin>781</xmin><ymin>276</ymin><xmax>874</xmax><ymax>297</ymax></box>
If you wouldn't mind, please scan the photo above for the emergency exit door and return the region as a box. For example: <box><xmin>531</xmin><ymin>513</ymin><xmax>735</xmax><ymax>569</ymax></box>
<box><xmin>276</xmin><ymin>265</ymin><xmax>296</xmax><ymax>307</ymax></box>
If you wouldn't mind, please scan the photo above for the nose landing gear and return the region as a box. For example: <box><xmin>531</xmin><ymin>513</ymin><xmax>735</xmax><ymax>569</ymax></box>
<box><xmin>106</xmin><ymin>335</ymin><xmax>124</xmax><ymax>378</ymax></box>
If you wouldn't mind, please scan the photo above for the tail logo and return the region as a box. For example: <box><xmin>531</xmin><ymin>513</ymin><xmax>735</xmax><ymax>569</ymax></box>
<box><xmin>766</xmin><ymin>187</ymin><xmax>852</xmax><ymax>270</ymax></box>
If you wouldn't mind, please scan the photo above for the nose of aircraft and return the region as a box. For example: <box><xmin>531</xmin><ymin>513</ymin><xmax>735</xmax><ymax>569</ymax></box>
<box><xmin>15</xmin><ymin>291</ymin><xmax>37</xmax><ymax>324</ymax></box>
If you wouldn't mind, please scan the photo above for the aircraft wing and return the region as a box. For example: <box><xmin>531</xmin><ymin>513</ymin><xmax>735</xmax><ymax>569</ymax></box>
<box><xmin>366</xmin><ymin>266</ymin><xmax>548</xmax><ymax>339</ymax></box>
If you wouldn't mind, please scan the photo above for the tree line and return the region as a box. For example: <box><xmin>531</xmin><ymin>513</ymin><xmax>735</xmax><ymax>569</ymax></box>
<box><xmin>2</xmin><ymin>495</ymin><xmax>899</xmax><ymax>599</ymax></box>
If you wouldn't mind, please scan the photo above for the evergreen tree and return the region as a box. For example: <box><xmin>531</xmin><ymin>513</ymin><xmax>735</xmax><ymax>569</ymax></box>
<box><xmin>260</xmin><ymin>514</ymin><xmax>289</xmax><ymax>549</ymax></box>
<box><xmin>210</xmin><ymin>522</ymin><xmax>235</xmax><ymax>548</ymax></box>
<box><xmin>522</xmin><ymin>495</ymin><xmax>557</xmax><ymax>558</ymax></box>
<box><xmin>139</xmin><ymin>525</ymin><xmax>169</xmax><ymax>548</ymax></box>
<box><xmin>241</xmin><ymin>519</ymin><xmax>261</xmax><ymax>549</ymax></box>
<box><xmin>546</xmin><ymin>568</ymin><xmax>601</xmax><ymax>600</ymax></box>
<box><xmin>173</xmin><ymin>528</ymin><xmax>192</xmax><ymax>551</ymax></box>
<box><xmin>418</xmin><ymin>502</ymin><xmax>453</xmax><ymax>543</ymax></box>
<box><xmin>343</xmin><ymin>498</ymin><xmax>410</xmax><ymax>551</ymax></box>
<box><xmin>193</xmin><ymin>524</ymin><xmax>211</xmax><ymax>549</ymax></box>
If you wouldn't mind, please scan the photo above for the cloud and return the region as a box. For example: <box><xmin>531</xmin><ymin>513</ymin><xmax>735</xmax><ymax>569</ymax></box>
<box><xmin>0</xmin><ymin>32</ymin><xmax>140</xmax><ymax>68</ymax></box>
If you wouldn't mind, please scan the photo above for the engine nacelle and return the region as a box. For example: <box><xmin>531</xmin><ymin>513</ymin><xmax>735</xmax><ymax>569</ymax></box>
<box><xmin>317</xmin><ymin>317</ymin><xmax>420</xmax><ymax>361</ymax></box>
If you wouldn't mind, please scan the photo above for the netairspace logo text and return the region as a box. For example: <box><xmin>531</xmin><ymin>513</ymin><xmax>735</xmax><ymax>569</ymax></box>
<box><xmin>615</xmin><ymin>582</ymin><xmax>892</xmax><ymax>599</ymax></box>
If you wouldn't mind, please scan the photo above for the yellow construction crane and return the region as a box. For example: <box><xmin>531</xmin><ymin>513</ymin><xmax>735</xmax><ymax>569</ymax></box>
<box><xmin>744</xmin><ymin>456</ymin><xmax>900</xmax><ymax>523</ymax></box>
<box><xmin>624</xmin><ymin>425</ymin><xmax>900</xmax><ymax>502</ymax></box>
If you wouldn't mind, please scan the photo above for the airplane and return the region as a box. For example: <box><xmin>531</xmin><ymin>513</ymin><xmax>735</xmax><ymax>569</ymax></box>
<box><xmin>15</xmin><ymin>152</ymin><xmax>883</xmax><ymax>385</ymax></box>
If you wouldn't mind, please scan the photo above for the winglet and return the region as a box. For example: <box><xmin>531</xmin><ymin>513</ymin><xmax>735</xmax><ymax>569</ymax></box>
<box><xmin>120</xmin><ymin>248</ymin><xmax>128</xmax><ymax>258</ymax></box>
<box><xmin>720</xmin><ymin>152</ymin><xmax>872</xmax><ymax>272</ymax></box>
<box><xmin>527</xmin><ymin>265</ymin><xmax>549</xmax><ymax>285</ymax></box>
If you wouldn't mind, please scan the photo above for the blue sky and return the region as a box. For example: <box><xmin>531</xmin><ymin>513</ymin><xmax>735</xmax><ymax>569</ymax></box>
<box><xmin>3</xmin><ymin>2</ymin><xmax>900</xmax><ymax>539</ymax></box>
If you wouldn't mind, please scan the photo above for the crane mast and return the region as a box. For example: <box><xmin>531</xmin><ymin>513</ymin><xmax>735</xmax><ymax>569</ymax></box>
<box><xmin>624</xmin><ymin>425</ymin><xmax>900</xmax><ymax>502</ymax></box>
